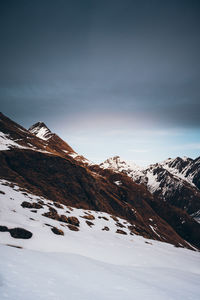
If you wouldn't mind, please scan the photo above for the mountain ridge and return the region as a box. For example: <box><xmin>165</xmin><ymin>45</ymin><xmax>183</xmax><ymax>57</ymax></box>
<box><xmin>100</xmin><ymin>156</ymin><xmax>200</xmax><ymax>220</ymax></box>
<box><xmin>0</xmin><ymin>112</ymin><xmax>200</xmax><ymax>250</ymax></box>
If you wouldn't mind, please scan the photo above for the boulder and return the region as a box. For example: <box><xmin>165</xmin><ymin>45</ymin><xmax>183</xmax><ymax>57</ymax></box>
<box><xmin>0</xmin><ymin>225</ymin><xmax>8</xmax><ymax>232</ymax></box>
<box><xmin>67</xmin><ymin>216</ymin><xmax>80</xmax><ymax>227</ymax></box>
<box><xmin>9</xmin><ymin>228</ymin><xmax>33</xmax><ymax>239</ymax></box>
<box><xmin>116</xmin><ymin>229</ymin><xmax>127</xmax><ymax>235</ymax></box>
<box><xmin>21</xmin><ymin>201</ymin><xmax>43</xmax><ymax>209</ymax></box>
<box><xmin>81</xmin><ymin>214</ymin><xmax>95</xmax><ymax>220</ymax></box>
<box><xmin>102</xmin><ymin>226</ymin><xmax>110</xmax><ymax>231</ymax></box>
<box><xmin>67</xmin><ymin>224</ymin><xmax>79</xmax><ymax>231</ymax></box>
<box><xmin>51</xmin><ymin>227</ymin><xmax>64</xmax><ymax>235</ymax></box>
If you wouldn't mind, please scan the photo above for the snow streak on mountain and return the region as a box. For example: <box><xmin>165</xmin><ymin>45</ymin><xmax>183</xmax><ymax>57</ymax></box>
<box><xmin>0</xmin><ymin>112</ymin><xmax>200</xmax><ymax>300</ymax></box>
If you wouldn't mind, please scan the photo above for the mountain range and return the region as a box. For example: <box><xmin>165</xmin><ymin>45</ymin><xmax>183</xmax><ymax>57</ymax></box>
<box><xmin>0</xmin><ymin>112</ymin><xmax>199</xmax><ymax>251</ymax></box>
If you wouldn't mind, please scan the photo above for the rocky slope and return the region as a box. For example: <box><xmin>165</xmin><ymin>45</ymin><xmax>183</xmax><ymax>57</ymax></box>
<box><xmin>100</xmin><ymin>156</ymin><xmax>200</xmax><ymax>218</ymax></box>
<box><xmin>0</xmin><ymin>112</ymin><xmax>200</xmax><ymax>249</ymax></box>
<box><xmin>160</xmin><ymin>156</ymin><xmax>200</xmax><ymax>190</ymax></box>
<box><xmin>1</xmin><ymin>183</ymin><xmax>200</xmax><ymax>299</ymax></box>
<box><xmin>29</xmin><ymin>121</ymin><xmax>91</xmax><ymax>165</ymax></box>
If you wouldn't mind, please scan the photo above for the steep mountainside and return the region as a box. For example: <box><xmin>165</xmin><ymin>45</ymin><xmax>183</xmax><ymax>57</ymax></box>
<box><xmin>0</xmin><ymin>112</ymin><xmax>200</xmax><ymax>250</ymax></box>
<box><xmin>100</xmin><ymin>156</ymin><xmax>200</xmax><ymax>218</ymax></box>
<box><xmin>29</xmin><ymin>121</ymin><xmax>91</xmax><ymax>165</ymax></box>
<box><xmin>160</xmin><ymin>156</ymin><xmax>200</xmax><ymax>190</ymax></box>
<box><xmin>1</xmin><ymin>180</ymin><xmax>200</xmax><ymax>299</ymax></box>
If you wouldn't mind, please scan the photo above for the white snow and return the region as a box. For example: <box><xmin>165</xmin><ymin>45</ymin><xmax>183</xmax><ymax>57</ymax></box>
<box><xmin>0</xmin><ymin>243</ymin><xmax>200</xmax><ymax>300</ymax></box>
<box><xmin>146</xmin><ymin>170</ymin><xmax>161</xmax><ymax>193</ymax></box>
<box><xmin>114</xmin><ymin>180</ymin><xmax>122</xmax><ymax>186</ymax></box>
<box><xmin>0</xmin><ymin>132</ymin><xmax>28</xmax><ymax>151</ymax></box>
<box><xmin>100</xmin><ymin>156</ymin><xmax>142</xmax><ymax>174</ymax></box>
<box><xmin>0</xmin><ymin>179</ymin><xmax>200</xmax><ymax>300</ymax></box>
<box><xmin>30</xmin><ymin>126</ymin><xmax>50</xmax><ymax>140</ymax></box>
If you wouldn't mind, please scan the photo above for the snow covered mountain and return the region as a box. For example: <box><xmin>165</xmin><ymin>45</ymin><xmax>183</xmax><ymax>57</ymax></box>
<box><xmin>160</xmin><ymin>156</ymin><xmax>200</xmax><ymax>190</ymax></box>
<box><xmin>1</xmin><ymin>178</ymin><xmax>199</xmax><ymax>300</ymax></box>
<box><xmin>100</xmin><ymin>156</ymin><xmax>200</xmax><ymax>220</ymax></box>
<box><xmin>1</xmin><ymin>112</ymin><xmax>200</xmax><ymax>248</ymax></box>
<box><xmin>29</xmin><ymin>121</ymin><xmax>91</xmax><ymax>165</ymax></box>
<box><xmin>29</xmin><ymin>121</ymin><xmax>54</xmax><ymax>140</ymax></box>
<box><xmin>0</xmin><ymin>112</ymin><xmax>200</xmax><ymax>299</ymax></box>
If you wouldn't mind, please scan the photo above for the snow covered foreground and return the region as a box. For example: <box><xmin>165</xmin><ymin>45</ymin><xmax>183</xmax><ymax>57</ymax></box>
<box><xmin>0</xmin><ymin>181</ymin><xmax>200</xmax><ymax>299</ymax></box>
<box><xmin>0</xmin><ymin>242</ymin><xmax>200</xmax><ymax>300</ymax></box>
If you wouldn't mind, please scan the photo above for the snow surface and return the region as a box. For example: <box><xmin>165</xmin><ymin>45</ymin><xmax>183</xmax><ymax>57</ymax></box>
<box><xmin>160</xmin><ymin>158</ymin><xmax>195</xmax><ymax>187</ymax></box>
<box><xmin>0</xmin><ymin>132</ymin><xmax>27</xmax><ymax>151</ymax></box>
<box><xmin>0</xmin><ymin>131</ymin><xmax>54</xmax><ymax>155</ymax></box>
<box><xmin>100</xmin><ymin>156</ymin><xmax>142</xmax><ymax>174</ymax></box>
<box><xmin>30</xmin><ymin>126</ymin><xmax>51</xmax><ymax>140</ymax></box>
<box><xmin>0</xmin><ymin>243</ymin><xmax>200</xmax><ymax>300</ymax></box>
<box><xmin>0</xmin><ymin>179</ymin><xmax>200</xmax><ymax>300</ymax></box>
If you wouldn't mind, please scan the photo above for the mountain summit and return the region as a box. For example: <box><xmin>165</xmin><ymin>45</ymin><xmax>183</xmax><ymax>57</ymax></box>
<box><xmin>29</xmin><ymin>121</ymin><xmax>75</xmax><ymax>155</ymax></box>
<box><xmin>29</xmin><ymin>122</ymin><xmax>53</xmax><ymax>140</ymax></box>
<box><xmin>100</xmin><ymin>155</ymin><xmax>200</xmax><ymax>221</ymax></box>
<box><xmin>0</xmin><ymin>112</ymin><xmax>200</xmax><ymax>251</ymax></box>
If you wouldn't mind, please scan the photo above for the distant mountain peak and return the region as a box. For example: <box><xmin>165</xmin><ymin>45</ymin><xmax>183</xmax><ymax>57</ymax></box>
<box><xmin>29</xmin><ymin>122</ymin><xmax>53</xmax><ymax>140</ymax></box>
<box><xmin>100</xmin><ymin>156</ymin><xmax>142</xmax><ymax>173</ymax></box>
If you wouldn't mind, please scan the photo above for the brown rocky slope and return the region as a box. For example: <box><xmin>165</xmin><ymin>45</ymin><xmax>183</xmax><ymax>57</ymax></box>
<box><xmin>0</xmin><ymin>112</ymin><xmax>199</xmax><ymax>249</ymax></box>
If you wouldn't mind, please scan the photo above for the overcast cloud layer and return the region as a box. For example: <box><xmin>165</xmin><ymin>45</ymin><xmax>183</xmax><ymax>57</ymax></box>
<box><xmin>0</xmin><ymin>0</ymin><xmax>200</xmax><ymax>164</ymax></box>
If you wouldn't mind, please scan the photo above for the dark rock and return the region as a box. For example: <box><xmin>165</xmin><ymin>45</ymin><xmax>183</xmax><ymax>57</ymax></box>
<box><xmin>59</xmin><ymin>215</ymin><xmax>69</xmax><ymax>223</ymax></box>
<box><xmin>43</xmin><ymin>208</ymin><xmax>59</xmax><ymax>220</ymax></box>
<box><xmin>9</xmin><ymin>228</ymin><xmax>33</xmax><ymax>239</ymax></box>
<box><xmin>128</xmin><ymin>225</ymin><xmax>140</xmax><ymax>235</ymax></box>
<box><xmin>116</xmin><ymin>229</ymin><xmax>127</xmax><ymax>235</ymax></box>
<box><xmin>21</xmin><ymin>201</ymin><xmax>43</xmax><ymax>209</ymax></box>
<box><xmin>98</xmin><ymin>216</ymin><xmax>109</xmax><ymax>221</ymax></box>
<box><xmin>54</xmin><ymin>202</ymin><xmax>64</xmax><ymax>209</ymax></box>
<box><xmin>102</xmin><ymin>226</ymin><xmax>110</xmax><ymax>231</ymax></box>
<box><xmin>51</xmin><ymin>227</ymin><xmax>64</xmax><ymax>235</ymax></box>
<box><xmin>116</xmin><ymin>222</ymin><xmax>126</xmax><ymax>228</ymax></box>
<box><xmin>86</xmin><ymin>220</ymin><xmax>94</xmax><ymax>227</ymax></box>
<box><xmin>67</xmin><ymin>224</ymin><xmax>79</xmax><ymax>231</ymax></box>
<box><xmin>0</xmin><ymin>225</ymin><xmax>8</xmax><ymax>232</ymax></box>
<box><xmin>7</xmin><ymin>244</ymin><xmax>23</xmax><ymax>249</ymax></box>
<box><xmin>110</xmin><ymin>215</ymin><xmax>118</xmax><ymax>222</ymax></box>
<box><xmin>81</xmin><ymin>214</ymin><xmax>95</xmax><ymax>220</ymax></box>
<box><xmin>67</xmin><ymin>216</ymin><xmax>80</xmax><ymax>227</ymax></box>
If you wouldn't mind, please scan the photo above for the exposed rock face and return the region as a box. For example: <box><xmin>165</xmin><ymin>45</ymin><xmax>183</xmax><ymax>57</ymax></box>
<box><xmin>0</xmin><ymin>112</ymin><xmax>200</xmax><ymax>250</ymax></box>
<box><xmin>100</xmin><ymin>156</ymin><xmax>200</xmax><ymax>216</ymax></box>
<box><xmin>29</xmin><ymin>122</ymin><xmax>54</xmax><ymax>140</ymax></box>
<box><xmin>160</xmin><ymin>156</ymin><xmax>200</xmax><ymax>188</ymax></box>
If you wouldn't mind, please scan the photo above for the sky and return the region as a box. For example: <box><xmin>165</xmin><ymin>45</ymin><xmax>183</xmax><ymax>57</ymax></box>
<box><xmin>0</xmin><ymin>0</ymin><xmax>200</xmax><ymax>165</ymax></box>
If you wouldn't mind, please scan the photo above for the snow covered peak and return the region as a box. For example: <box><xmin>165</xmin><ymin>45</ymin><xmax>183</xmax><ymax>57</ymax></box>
<box><xmin>161</xmin><ymin>156</ymin><xmax>192</xmax><ymax>169</ymax></box>
<box><xmin>29</xmin><ymin>122</ymin><xmax>53</xmax><ymax>140</ymax></box>
<box><xmin>100</xmin><ymin>156</ymin><xmax>142</xmax><ymax>174</ymax></box>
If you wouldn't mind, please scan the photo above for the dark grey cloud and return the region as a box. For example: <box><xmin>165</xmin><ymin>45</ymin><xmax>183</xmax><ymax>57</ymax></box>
<box><xmin>0</xmin><ymin>0</ymin><xmax>200</xmax><ymax>129</ymax></box>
